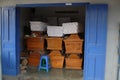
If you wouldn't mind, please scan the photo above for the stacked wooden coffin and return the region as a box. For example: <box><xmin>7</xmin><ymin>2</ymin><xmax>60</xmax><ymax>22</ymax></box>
<box><xmin>25</xmin><ymin>21</ymin><xmax>84</xmax><ymax>70</ymax></box>
<box><xmin>64</xmin><ymin>34</ymin><xmax>83</xmax><ymax>69</ymax></box>
<box><xmin>46</xmin><ymin>22</ymin><xmax>83</xmax><ymax>69</ymax></box>
<box><xmin>62</xmin><ymin>22</ymin><xmax>83</xmax><ymax>70</ymax></box>
<box><xmin>49</xmin><ymin>51</ymin><xmax>64</xmax><ymax>68</ymax></box>
<box><xmin>46</xmin><ymin>28</ymin><xmax>64</xmax><ymax>68</ymax></box>
<box><xmin>26</xmin><ymin>21</ymin><xmax>47</xmax><ymax>67</ymax></box>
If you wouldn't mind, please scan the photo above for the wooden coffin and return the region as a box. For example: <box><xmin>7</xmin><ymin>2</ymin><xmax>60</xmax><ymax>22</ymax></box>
<box><xmin>49</xmin><ymin>51</ymin><xmax>64</xmax><ymax>68</ymax></box>
<box><xmin>28</xmin><ymin>51</ymin><xmax>40</xmax><ymax>66</ymax></box>
<box><xmin>65</xmin><ymin>54</ymin><xmax>82</xmax><ymax>69</ymax></box>
<box><xmin>46</xmin><ymin>38</ymin><xmax>62</xmax><ymax>50</ymax></box>
<box><xmin>26</xmin><ymin>37</ymin><xmax>44</xmax><ymax>51</ymax></box>
<box><xmin>64</xmin><ymin>34</ymin><xmax>83</xmax><ymax>54</ymax></box>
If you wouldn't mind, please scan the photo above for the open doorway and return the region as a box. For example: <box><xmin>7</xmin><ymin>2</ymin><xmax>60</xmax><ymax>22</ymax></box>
<box><xmin>18</xmin><ymin>5</ymin><xmax>85</xmax><ymax>80</ymax></box>
<box><xmin>1</xmin><ymin>3</ymin><xmax>107</xmax><ymax>80</ymax></box>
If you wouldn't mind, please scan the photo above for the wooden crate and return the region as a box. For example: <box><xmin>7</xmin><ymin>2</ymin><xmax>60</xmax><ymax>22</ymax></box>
<box><xmin>26</xmin><ymin>37</ymin><xmax>44</xmax><ymax>51</ymax></box>
<box><xmin>65</xmin><ymin>54</ymin><xmax>82</xmax><ymax>69</ymax></box>
<box><xmin>49</xmin><ymin>51</ymin><xmax>64</xmax><ymax>68</ymax></box>
<box><xmin>64</xmin><ymin>34</ymin><xmax>83</xmax><ymax>54</ymax></box>
<box><xmin>46</xmin><ymin>38</ymin><xmax>62</xmax><ymax>50</ymax></box>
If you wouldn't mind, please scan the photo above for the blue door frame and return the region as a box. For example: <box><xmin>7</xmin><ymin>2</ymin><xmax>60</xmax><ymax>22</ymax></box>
<box><xmin>16</xmin><ymin>3</ymin><xmax>89</xmax><ymax>7</ymax></box>
<box><xmin>15</xmin><ymin>3</ymin><xmax>107</xmax><ymax>80</ymax></box>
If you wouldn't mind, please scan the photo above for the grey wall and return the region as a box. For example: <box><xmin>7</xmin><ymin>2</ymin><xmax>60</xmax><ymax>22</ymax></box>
<box><xmin>0</xmin><ymin>0</ymin><xmax>120</xmax><ymax>80</ymax></box>
<box><xmin>20</xmin><ymin>8</ymin><xmax>31</xmax><ymax>51</ymax></box>
<box><xmin>33</xmin><ymin>7</ymin><xmax>85</xmax><ymax>28</ymax></box>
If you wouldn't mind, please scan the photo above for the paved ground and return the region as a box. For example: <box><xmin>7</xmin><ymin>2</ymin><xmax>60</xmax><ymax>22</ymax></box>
<box><xmin>3</xmin><ymin>67</ymin><xmax>83</xmax><ymax>80</ymax></box>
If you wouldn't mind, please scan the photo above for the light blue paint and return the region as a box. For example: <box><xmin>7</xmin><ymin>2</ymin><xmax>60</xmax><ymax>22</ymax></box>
<box><xmin>84</xmin><ymin>4</ymin><xmax>108</xmax><ymax>80</ymax></box>
<box><xmin>2</xmin><ymin>7</ymin><xmax>18</xmax><ymax>75</ymax></box>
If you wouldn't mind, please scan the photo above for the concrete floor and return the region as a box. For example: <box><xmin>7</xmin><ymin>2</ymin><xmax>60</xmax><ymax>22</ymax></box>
<box><xmin>3</xmin><ymin>67</ymin><xmax>83</xmax><ymax>80</ymax></box>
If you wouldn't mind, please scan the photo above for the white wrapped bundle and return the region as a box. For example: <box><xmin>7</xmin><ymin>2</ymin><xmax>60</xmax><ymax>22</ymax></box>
<box><xmin>62</xmin><ymin>22</ymin><xmax>80</xmax><ymax>34</ymax></box>
<box><xmin>30</xmin><ymin>21</ymin><xmax>47</xmax><ymax>31</ymax></box>
<box><xmin>47</xmin><ymin>26</ymin><xmax>63</xmax><ymax>37</ymax></box>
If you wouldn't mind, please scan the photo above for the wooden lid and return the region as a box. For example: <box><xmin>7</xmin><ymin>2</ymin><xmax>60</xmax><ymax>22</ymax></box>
<box><xmin>46</xmin><ymin>37</ymin><xmax>63</xmax><ymax>40</ymax></box>
<box><xmin>49</xmin><ymin>51</ymin><xmax>62</xmax><ymax>56</ymax></box>
<box><xmin>64</xmin><ymin>34</ymin><xmax>83</xmax><ymax>41</ymax></box>
<box><xmin>68</xmin><ymin>54</ymin><xmax>80</xmax><ymax>59</ymax></box>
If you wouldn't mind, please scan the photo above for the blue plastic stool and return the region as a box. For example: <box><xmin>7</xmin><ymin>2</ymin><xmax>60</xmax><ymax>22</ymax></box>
<box><xmin>38</xmin><ymin>55</ymin><xmax>50</xmax><ymax>72</ymax></box>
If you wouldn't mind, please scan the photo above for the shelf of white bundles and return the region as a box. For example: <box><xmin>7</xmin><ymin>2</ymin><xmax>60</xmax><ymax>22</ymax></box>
<box><xmin>47</xmin><ymin>26</ymin><xmax>63</xmax><ymax>37</ymax></box>
<box><xmin>62</xmin><ymin>22</ymin><xmax>80</xmax><ymax>34</ymax></box>
<box><xmin>30</xmin><ymin>21</ymin><xmax>47</xmax><ymax>31</ymax></box>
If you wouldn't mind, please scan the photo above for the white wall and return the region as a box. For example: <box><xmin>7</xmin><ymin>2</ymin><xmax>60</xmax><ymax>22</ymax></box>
<box><xmin>0</xmin><ymin>0</ymin><xmax>120</xmax><ymax>80</ymax></box>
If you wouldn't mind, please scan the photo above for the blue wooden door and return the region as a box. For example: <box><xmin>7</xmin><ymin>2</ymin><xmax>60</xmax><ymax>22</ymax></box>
<box><xmin>84</xmin><ymin>4</ymin><xmax>108</xmax><ymax>80</ymax></box>
<box><xmin>2</xmin><ymin>7</ymin><xmax>19</xmax><ymax>75</ymax></box>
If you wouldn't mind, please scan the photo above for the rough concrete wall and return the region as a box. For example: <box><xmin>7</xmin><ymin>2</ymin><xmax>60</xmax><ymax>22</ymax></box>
<box><xmin>106</xmin><ymin>1</ymin><xmax>120</xmax><ymax>80</ymax></box>
<box><xmin>0</xmin><ymin>0</ymin><xmax>120</xmax><ymax>80</ymax></box>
